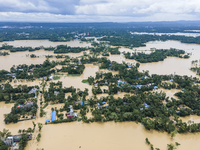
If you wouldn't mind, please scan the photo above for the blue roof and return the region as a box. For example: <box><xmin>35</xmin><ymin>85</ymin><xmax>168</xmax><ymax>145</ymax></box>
<box><xmin>136</xmin><ymin>84</ymin><xmax>143</xmax><ymax>88</ymax></box>
<box><xmin>51</xmin><ymin>111</ymin><xmax>56</xmax><ymax>122</ymax></box>
<box><xmin>46</xmin><ymin>119</ymin><xmax>50</xmax><ymax>123</ymax></box>
<box><xmin>128</xmin><ymin>65</ymin><xmax>132</xmax><ymax>68</ymax></box>
<box><xmin>144</xmin><ymin>103</ymin><xmax>150</xmax><ymax>108</ymax></box>
<box><xmin>81</xmin><ymin>102</ymin><xmax>83</xmax><ymax>106</ymax></box>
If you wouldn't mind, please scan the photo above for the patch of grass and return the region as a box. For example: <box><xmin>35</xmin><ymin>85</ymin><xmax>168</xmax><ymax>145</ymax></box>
<box><xmin>82</xmin><ymin>79</ymin><xmax>89</xmax><ymax>84</ymax></box>
<box><xmin>67</xmin><ymin>74</ymin><xmax>81</xmax><ymax>77</ymax></box>
<box><xmin>42</xmin><ymin>103</ymin><xmax>48</xmax><ymax>109</ymax></box>
<box><xmin>54</xmin><ymin>72</ymin><xmax>64</xmax><ymax>75</ymax></box>
<box><xmin>53</xmin><ymin>76</ymin><xmax>61</xmax><ymax>80</ymax></box>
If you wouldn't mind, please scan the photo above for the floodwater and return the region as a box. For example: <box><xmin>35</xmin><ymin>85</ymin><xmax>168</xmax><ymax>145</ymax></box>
<box><xmin>0</xmin><ymin>49</ymin><xmax>90</xmax><ymax>71</ymax></box>
<box><xmin>180</xmin><ymin>115</ymin><xmax>200</xmax><ymax>124</ymax></box>
<box><xmin>1</xmin><ymin>99</ymin><xmax>200</xmax><ymax>150</ymax></box>
<box><xmin>25</xmin><ymin>121</ymin><xmax>200</xmax><ymax>150</ymax></box>
<box><xmin>0</xmin><ymin>39</ymin><xmax>91</xmax><ymax>48</ymax></box>
<box><xmin>131</xmin><ymin>31</ymin><xmax>200</xmax><ymax>37</ymax></box>
<box><xmin>56</xmin><ymin>64</ymin><xmax>99</xmax><ymax>97</ymax></box>
<box><xmin>136</xmin><ymin>40</ymin><xmax>200</xmax><ymax>76</ymax></box>
<box><xmin>117</xmin><ymin>40</ymin><xmax>200</xmax><ymax>76</ymax></box>
<box><xmin>155</xmin><ymin>88</ymin><xmax>181</xmax><ymax>100</ymax></box>
<box><xmin>1</xmin><ymin>39</ymin><xmax>200</xmax><ymax>150</ymax></box>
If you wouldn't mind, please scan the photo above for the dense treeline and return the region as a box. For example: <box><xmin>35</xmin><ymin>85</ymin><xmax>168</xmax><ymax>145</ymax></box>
<box><xmin>54</xmin><ymin>45</ymin><xmax>88</xmax><ymax>53</ymax></box>
<box><xmin>0</xmin><ymin>44</ymin><xmax>89</xmax><ymax>54</ymax></box>
<box><xmin>0</xmin><ymin>70</ymin><xmax>13</xmax><ymax>82</ymax></box>
<box><xmin>1</xmin><ymin>22</ymin><xmax>200</xmax><ymax>47</ymax></box>
<box><xmin>9</xmin><ymin>59</ymin><xmax>57</xmax><ymax>79</ymax></box>
<box><xmin>0</xmin><ymin>44</ymin><xmax>42</xmax><ymax>52</ymax></box>
<box><xmin>0</xmin><ymin>83</ymin><xmax>38</xmax><ymax>103</ymax></box>
<box><xmin>61</xmin><ymin>64</ymin><xmax>85</xmax><ymax>74</ymax></box>
<box><xmin>99</xmin><ymin>33</ymin><xmax>200</xmax><ymax>47</ymax></box>
<box><xmin>124</xmin><ymin>49</ymin><xmax>189</xmax><ymax>63</ymax></box>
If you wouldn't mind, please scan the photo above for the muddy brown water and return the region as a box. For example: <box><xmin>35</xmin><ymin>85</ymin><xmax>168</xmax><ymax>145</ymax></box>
<box><xmin>118</xmin><ymin>40</ymin><xmax>200</xmax><ymax>76</ymax></box>
<box><xmin>0</xmin><ymin>40</ymin><xmax>91</xmax><ymax>48</ymax></box>
<box><xmin>0</xmin><ymin>40</ymin><xmax>200</xmax><ymax>150</ymax></box>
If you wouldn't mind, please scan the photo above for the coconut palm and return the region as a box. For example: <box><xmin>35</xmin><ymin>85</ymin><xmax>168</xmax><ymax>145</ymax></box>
<box><xmin>0</xmin><ymin>129</ymin><xmax>11</xmax><ymax>139</ymax></box>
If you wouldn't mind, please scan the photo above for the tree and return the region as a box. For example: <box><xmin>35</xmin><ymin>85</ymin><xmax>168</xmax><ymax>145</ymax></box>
<box><xmin>32</xmin><ymin>121</ymin><xmax>36</xmax><ymax>130</ymax></box>
<box><xmin>145</xmin><ymin>138</ymin><xmax>150</xmax><ymax>145</ymax></box>
<box><xmin>136</xmin><ymin>63</ymin><xmax>140</xmax><ymax>68</ymax></box>
<box><xmin>19</xmin><ymin>134</ymin><xmax>28</xmax><ymax>150</ymax></box>
<box><xmin>175</xmin><ymin>142</ymin><xmax>180</xmax><ymax>146</ymax></box>
<box><xmin>36</xmin><ymin>133</ymin><xmax>41</xmax><ymax>142</ymax></box>
<box><xmin>167</xmin><ymin>143</ymin><xmax>176</xmax><ymax>150</ymax></box>
<box><xmin>27</xmin><ymin>128</ymin><xmax>33</xmax><ymax>133</ymax></box>
<box><xmin>18</xmin><ymin>129</ymin><xmax>22</xmax><ymax>134</ymax></box>
<box><xmin>0</xmin><ymin>139</ymin><xmax>9</xmax><ymax>150</ymax></box>
<box><xmin>170</xmin><ymin>130</ymin><xmax>177</xmax><ymax>139</ymax></box>
<box><xmin>0</xmin><ymin>128</ymin><xmax>11</xmax><ymax>139</ymax></box>
<box><xmin>38</xmin><ymin>123</ymin><xmax>43</xmax><ymax>132</ymax></box>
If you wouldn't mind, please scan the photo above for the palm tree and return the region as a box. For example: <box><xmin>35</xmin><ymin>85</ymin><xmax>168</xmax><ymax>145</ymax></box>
<box><xmin>170</xmin><ymin>130</ymin><xmax>177</xmax><ymax>139</ymax></box>
<box><xmin>0</xmin><ymin>129</ymin><xmax>11</xmax><ymax>139</ymax></box>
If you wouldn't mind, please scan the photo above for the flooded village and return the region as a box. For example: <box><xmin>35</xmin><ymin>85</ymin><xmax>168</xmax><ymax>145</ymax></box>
<box><xmin>1</xmin><ymin>23</ymin><xmax>200</xmax><ymax>150</ymax></box>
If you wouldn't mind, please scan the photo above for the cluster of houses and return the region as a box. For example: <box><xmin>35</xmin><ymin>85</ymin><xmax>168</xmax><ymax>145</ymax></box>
<box><xmin>6</xmin><ymin>73</ymin><xmax>16</xmax><ymax>78</ymax></box>
<box><xmin>117</xmin><ymin>77</ymin><xmax>160</xmax><ymax>90</ymax></box>
<box><xmin>17</xmin><ymin>102</ymin><xmax>34</xmax><ymax>109</ymax></box>
<box><xmin>97</xmin><ymin>102</ymin><xmax>108</xmax><ymax>109</ymax></box>
<box><xmin>2</xmin><ymin>134</ymin><xmax>32</xmax><ymax>150</ymax></box>
<box><xmin>74</xmin><ymin>32</ymin><xmax>89</xmax><ymax>39</ymax></box>
<box><xmin>37</xmin><ymin>75</ymin><xmax>54</xmax><ymax>81</ymax></box>
<box><xmin>28</xmin><ymin>87</ymin><xmax>38</xmax><ymax>99</ymax></box>
<box><xmin>74</xmin><ymin>100</ymin><xmax>108</xmax><ymax>110</ymax></box>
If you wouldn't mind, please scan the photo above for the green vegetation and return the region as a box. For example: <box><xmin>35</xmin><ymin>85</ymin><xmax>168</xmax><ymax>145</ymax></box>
<box><xmin>0</xmin><ymin>139</ymin><xmax>9</xmax><ymax>150</ymax></box>
<box><xmin>82</xmin><ymin>79</ymin><xmax>89</xmax><ymax>84</ymax></box>
<box><xmin>191</xmin><ymin>66</ymin><xmax>200</xmax><ymax>75</ymax></box>
<box><xmin>0</xmin><ymin>43</ymin><xmax>89</xmax><ymax>54</ymax></box>
<box><xmin>53</xmin><ymin>76</ymin><xmax>60</xmax><ymax>80</ymax></box>
<box><xmin>0</xmin><ymin>51</ymin><xmax>9</xmax><ymax>56</ymax></box>
<box><xmin>0</xmin><ymin>129</ymin><xmax>11</xmax><ymax>139</ymax></box>
<box><xmin>36</xmin><ymin>133</ymin><xmax>41</xmax><ymax>142</ymax></box>
<box><xmin>1</xmin><ymin>84</ymin><xmax>38</xmax><ymax>124</ymax></box>
<box><xmin>30</xmin><ymin>54</ymin><xmax>37</xmax><ymax>58</ymax></box>
<box><xmin>1</xmin><ymin>44</ymin><xmax>42</xmax><ymax>52</ymax></box>
<box><xmin>54</xmin><ymin>45</ymin><xmax>87</xmax><ymax>53</ymax></box>
<box><xmin>19</xmin><ymin>133</ymin><xmax>28</xmax><ymax>150</ymax></box>
<box><xmin>62</xmin><ymin>64</ymin><xmax>85</xmax><ymax>74</ymax></box>
<box><xmin>124</xmin><ymin>48</ymin><xmax>189</xmax><ymax>63</ymax></box>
